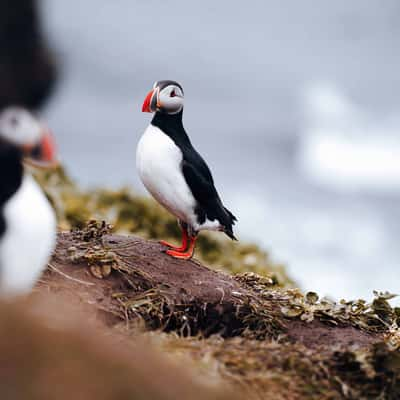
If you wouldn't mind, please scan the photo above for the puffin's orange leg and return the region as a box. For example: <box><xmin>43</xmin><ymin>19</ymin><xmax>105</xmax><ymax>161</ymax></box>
<box><xmin>166</xmin><ymin>235</ymin><xmax>197</xmax><ymax>260</ymax></box>
<box><xmin>160</xmin><ymin>227</ymin><xmax>189</xmax><ymax>252</ymax></box>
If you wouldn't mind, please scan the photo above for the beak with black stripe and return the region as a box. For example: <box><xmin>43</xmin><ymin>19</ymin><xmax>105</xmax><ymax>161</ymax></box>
<box><xmin>141</xmin><ymin>80</ymin><xmax>184</xmax><ymax>115</ymax></box>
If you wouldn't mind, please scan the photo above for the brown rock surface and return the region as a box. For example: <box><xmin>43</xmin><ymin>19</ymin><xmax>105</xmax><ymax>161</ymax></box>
<box><xmin>39</xmin><ymin>232</ymin><xmax>380</xmax><ymax>350</ymax></box>
<box><xmin>0</xmin><ymin>230</ymin><xmax>397</xmax><ymax>400</ymax></box>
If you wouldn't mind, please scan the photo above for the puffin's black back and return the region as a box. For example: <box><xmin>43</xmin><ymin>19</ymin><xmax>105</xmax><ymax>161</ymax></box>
<box><xmin>151</xmin><ymin>111</ymin><xmax>237</xmax><ymax>239</ymax></box>
<box><xmin>0</xmin><ymin>140</ymin><xmax>23</xmax><ymax>237</ymax></box>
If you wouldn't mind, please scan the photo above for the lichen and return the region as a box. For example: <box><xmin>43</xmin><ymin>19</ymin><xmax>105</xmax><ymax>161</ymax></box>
<box><xmin>234</xmin><ymin>272</ymin><xmax>400</xmax><ymax>342</ymax></box>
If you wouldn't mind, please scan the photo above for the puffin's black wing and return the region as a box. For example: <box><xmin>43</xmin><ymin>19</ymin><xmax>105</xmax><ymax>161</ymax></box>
<box><xmin>181</xmin><ymin>148</ymin><xmax>237</xmax><ymax>240</ymax></box>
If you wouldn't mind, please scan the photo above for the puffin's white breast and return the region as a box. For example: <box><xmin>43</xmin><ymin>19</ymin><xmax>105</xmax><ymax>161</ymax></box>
<box><xmin>0</xmin><ymin>174</ymin><xmax>56</xmax><ymax>296</ymax></box>
<box><xmin>136</xmin><ymin>125</ymin><xmax>197</xmax><ymax>223</ymax></box>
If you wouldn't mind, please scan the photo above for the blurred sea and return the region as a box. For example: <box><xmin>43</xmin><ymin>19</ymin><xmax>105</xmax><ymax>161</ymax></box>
<box><xmin>40</xmin><ymin>0</ymin><xmax>400</xmax><ymax>302</ymax></box>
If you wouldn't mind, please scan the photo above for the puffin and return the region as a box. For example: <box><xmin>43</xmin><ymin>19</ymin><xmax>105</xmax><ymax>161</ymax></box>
<box><xmin>137</xmin><ymin>80</ymin><xmax>237</xmax><ymax>260</ymax></box>
<box><xmin>0</xmin><ymin>107</ymin><xmax>58</xmax><ymax>296</ymax></box>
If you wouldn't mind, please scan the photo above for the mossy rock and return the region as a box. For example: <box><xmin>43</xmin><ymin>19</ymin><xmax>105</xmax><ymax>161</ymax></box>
<box><xmin>33</xmin><ymin>166</ymin><xmax>293</xmax><ymax>286</ymax></box>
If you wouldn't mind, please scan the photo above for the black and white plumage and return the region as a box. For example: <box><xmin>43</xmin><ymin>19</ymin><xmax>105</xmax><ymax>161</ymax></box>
<box><xmin>137</xmin><ymin>80</ymin><xmax>237</xmax><ymax>259</ymax></box>
<box><xmin>0</xmin><ymin>107</ymin><xmax>57</xmax><ymax>296</ymax></box>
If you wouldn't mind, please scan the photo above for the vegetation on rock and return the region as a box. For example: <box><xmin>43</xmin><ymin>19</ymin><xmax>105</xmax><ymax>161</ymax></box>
<box><xmin>37</xmin><ymin>219</ymin><xmax>400</xmax><ymax>399</ymax></box>
<box><xmin>28</xmin><ymin>167</ymin><xmax>400</xmax><ymax>399</ymax></box>
<box><xmin>34</xmin><ymin>166</ymin><xmax>291</xmax><ymax>285</ymax></box>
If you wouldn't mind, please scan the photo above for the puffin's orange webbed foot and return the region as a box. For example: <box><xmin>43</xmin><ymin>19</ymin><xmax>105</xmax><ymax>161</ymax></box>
<box><xmin>159</xmin><ymin>240</ymin><xmax>187</xmax><ymax>252</ymax></box>
<box><xmin>165</xmin><ymin>249</ymin><xmax>193</xmax><ymax>260</ymax></box>
<box><xmin>159</xmin><ymin>226</ymin><xmax>189</xmax><ymax>252</ymax></box>
<box><xmin>165</xmin><ymin>235</ymin><xmax>197</xmax><ymax>260</ymax></box>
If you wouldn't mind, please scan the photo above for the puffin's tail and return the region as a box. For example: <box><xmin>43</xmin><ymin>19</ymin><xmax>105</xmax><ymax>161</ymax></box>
<box><xmin>223</xmin><ymin>207</ymin><xmax>238</xmax><ymax>241</ymax></box>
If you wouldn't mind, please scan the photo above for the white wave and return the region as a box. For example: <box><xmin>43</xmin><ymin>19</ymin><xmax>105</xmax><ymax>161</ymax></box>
<box><xmin>298</xmin><ymin>82</ymin><xmax>400</xmax><ymax>192</ymax></box>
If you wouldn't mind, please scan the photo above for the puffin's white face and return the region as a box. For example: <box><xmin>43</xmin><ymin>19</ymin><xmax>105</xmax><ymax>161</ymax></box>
<box><xmin>142</xmin><ymin>80</ymin><xmax>184</xmax><ymax>115</ymax></box>
<box><xmin>0</xmin><ymin>107</ymin><xmax>43</xmax><ymax>147</ymax></box>
<box><xmin>0</xmin><ymin>107</ymin><xmax>58</xmax><ymax>168</ymax></box>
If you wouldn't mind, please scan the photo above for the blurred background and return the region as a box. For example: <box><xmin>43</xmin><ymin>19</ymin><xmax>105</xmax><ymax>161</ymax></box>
<box><xmin>3</xmin><ymin>0</ymin><xmax>400</xmax><ymax>301</ymax></box>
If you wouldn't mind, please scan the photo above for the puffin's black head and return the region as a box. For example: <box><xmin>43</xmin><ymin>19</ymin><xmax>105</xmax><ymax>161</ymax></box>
<box><xmin>142</xmin><ymin>80</ymin><xmax>184</xmax><ymax>115</ymax></box>
<box><xmin>0</xmin><ymin>107</ymin><xmax>58</xmax><ymax>168</ymax></box>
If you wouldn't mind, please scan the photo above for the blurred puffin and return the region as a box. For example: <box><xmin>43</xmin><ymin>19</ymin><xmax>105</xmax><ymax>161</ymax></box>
<box><xmin>137</xmin><ymin>80</ymin><xmax>237</xmax><ymax>260</ymax></box>
<box><xmin>0</xmin><ymin>107</ymin><xmax>58</xmax><ymax>296</ymax></box>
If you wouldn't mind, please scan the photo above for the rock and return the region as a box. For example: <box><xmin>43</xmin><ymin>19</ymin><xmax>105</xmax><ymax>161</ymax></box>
<box><xmin>18</xmin><ymin>229</ymin><xmax>400</xmax><ymax>398</ymax></box>
<box><xmin>41</xmin><ymin>231</ymin><xmax>382</xmax><ymax>349</ymax></box>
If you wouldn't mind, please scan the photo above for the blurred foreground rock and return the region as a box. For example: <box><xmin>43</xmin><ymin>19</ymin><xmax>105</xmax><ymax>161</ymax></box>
<box><xmin>43</xmin><ymin>229</ymin><xmax>382</xmax><ymax>348</ymax></box>
<box><xmin>0</xmin><ymin>299</ymin><xmax>234</xmax><ymax>400</ymax></box>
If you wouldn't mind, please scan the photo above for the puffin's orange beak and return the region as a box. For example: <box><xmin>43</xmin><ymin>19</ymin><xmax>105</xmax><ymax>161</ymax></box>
<box><xmin>24</xmin><ymin>129</ymin><xmax>59</xmax><ymax>169</ymax></box>
<box><xmin>40</xmin><ymin>131</ymin><xmax>57</xmax><ymax>165</ymax></box>
<box><xmin>142</xmin><ymin>89</ymin><xmax>155</xmax><ymax>113</ymax></box>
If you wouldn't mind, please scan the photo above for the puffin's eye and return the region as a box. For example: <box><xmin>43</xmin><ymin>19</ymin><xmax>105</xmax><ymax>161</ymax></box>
<box><xmin>170</xmin><ymin>89</ymin><xmax>176</xmax><ymax>97</ymax></box>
